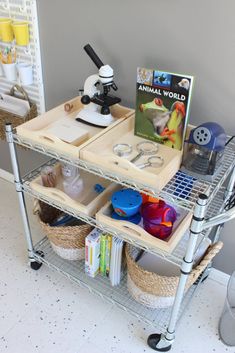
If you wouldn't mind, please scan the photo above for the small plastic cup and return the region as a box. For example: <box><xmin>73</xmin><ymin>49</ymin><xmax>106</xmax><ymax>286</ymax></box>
<box><xmin>17</xmin><ymin>62</ymin><xmax>33</xmax><ymax>85</ymax></box>
<box><xmin>0</xmin><ymin>18</ymin><xmax>13</xmax><ymax>42</ymax></box>
<box><xmin>12</xmin><ymin>21</ymin><xmax>29</xmax><ymax>46</ymax></box>
<box><xmin>0</xmin><ymin>18</ymin><xmax>10</xmax><ymax>40</ymax></box>
<box><xmin>141</xmin><ymin>201</ymin><xmax>177</xmax><ymax>239</ymax></box>
<box><xmin>2</xmin><ymin>62</ymin><xmax>17</xmax><ymax>81</ymax></box>
<box><xmin>219</xmin><ymin>271</ymin><xmax>235</xmax><ymax>346</ymax></box>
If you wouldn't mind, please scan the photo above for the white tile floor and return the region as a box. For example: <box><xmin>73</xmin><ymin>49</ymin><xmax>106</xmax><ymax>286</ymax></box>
<box><xmin>0</xmin><ymin>177</ymin><xmax>234</xmax><ymax>353</ymax></box>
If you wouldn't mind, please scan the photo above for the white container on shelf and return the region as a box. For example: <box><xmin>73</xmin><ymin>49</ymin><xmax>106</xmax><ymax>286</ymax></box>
<box><xmin>0</xmin><ymin>63</ymin><xmax>3</xmax><ymax>76</ymax></box>
<box><xmin>2</xmin><ymin>62</ymin><xmax>17</xmax><ymax>81</ymax></box>
<box><xmin>17</xmin><ymin>62</ymin><xmax>33</xmax><ymax>86</ymax></box>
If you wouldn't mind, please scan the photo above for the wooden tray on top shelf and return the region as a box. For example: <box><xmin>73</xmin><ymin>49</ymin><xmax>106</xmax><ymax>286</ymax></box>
<box><xmin>96</xmin><ymin>198</ymin><xmax>192</xmax><ymax>253</ymax></box>
<box><xmin>80</xmin><ymin>115</ymin><xmax>183</xmax><ymax>190</ymax></box>
<box><xmin>16</xmin><ymin>96</ymin><xmax>134</xmax><ymax>158</ymax></box>
<box><xmin>30</xmin><ymin>163</ymin><xmax>118</xmax><ymax>217</ymax></box>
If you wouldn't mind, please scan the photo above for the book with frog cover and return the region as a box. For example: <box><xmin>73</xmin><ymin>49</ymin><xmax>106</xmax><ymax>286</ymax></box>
<box><xmin>135</xmin><ymin>68</ymin><xmax>194</xmax><ymax>150</ymax></box>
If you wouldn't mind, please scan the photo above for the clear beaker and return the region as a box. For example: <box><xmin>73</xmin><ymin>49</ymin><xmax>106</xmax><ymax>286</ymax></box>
<box><xmin>219</xmin><ymin>271</ymin><xmax>235</xmax><ymax>346</ymax></box>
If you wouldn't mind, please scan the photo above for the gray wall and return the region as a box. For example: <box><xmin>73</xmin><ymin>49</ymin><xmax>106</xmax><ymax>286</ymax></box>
<box><xmin>1</xmin><ymin>0</ymin><xmax>235</xmax><ymax>273</ymax></box>
<box><xmin>0</xmin><ymin>141</ymin><xmax>48</xmax><ymax>176</ymax></box>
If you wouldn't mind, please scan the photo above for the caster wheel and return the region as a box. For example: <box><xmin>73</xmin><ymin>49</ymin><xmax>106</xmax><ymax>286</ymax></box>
<box><xmin>147</xmin><ymin>334</ymin><xmax>171</xmax><ymax>352</ymax></box>
<box><xmin>30</xmin><ymin>261</ymin><xmax>42</xmax><ymax>270</ymax></box>
<box><xmin>30</xmin><ymin>251</ymin><xmax>44</xmax><ymax>271</ymax></box>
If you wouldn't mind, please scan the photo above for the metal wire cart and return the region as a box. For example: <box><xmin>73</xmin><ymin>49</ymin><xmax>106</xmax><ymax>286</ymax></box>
<box><xmin>5</xmin><ymin>122</ymin><xmax>235</xmax><ymax>352</ymax></box>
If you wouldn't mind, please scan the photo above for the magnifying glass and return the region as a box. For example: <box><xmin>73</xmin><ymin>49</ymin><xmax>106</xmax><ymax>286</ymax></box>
<box><xmin>113</xmin><ymin>143</ymin><xmax>133</xmax><ymax>157</ymax></box>
<box><xmin>131</xmin><ymin>141</ymin><xmax>159</xmax><ymax>163</ymax></box>
<box><xmin>137</xmin><ymin>156</ymin><xmax>164</xmax><ymax>169</ymax></box>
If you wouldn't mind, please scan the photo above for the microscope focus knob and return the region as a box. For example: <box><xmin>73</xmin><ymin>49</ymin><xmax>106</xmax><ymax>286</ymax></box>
<box><xmin>81</xmin><ymin>95</ymin><xmax>91</xmax><ymax>105</ymax></box>
<box><xmin>101</xmin><ymin>106</ymin><xmax>110</xmax><ymax>115</ymax></box>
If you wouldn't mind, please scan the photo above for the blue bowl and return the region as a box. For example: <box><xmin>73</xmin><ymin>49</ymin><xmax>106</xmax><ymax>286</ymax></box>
<box><xmin>111</xmin><ymin>211</ymin><xmax>141</xmax><ymax>225</ymax></box>
<box><xmin>111</xmin><ymin>188</ymin><xmax>142</xmax><ymax>217</ymax></box>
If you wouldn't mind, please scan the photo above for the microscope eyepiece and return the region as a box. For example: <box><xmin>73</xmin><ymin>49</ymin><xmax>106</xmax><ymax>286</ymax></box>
<box><xmin>84</xmin><ymin>44</ymin><xmax>104</xmax><ymax>69</ymax></box>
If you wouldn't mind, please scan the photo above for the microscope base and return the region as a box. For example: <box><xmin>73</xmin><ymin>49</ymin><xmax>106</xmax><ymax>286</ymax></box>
<box><xmin>76</xmin><ymin>108</ymin><xmax>116</xmax><ymax>128</ymax></box>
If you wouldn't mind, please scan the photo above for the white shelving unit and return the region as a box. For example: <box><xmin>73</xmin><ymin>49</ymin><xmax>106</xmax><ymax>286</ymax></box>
<box><xmin>0</xmin><ymin>0</ymin><xmax>45</xmax><ymax>114</ymax></box>
<box><xmin>5</xmin><ymin>123</ymin><xmax>235</xmax><ymax>351</ymax></box>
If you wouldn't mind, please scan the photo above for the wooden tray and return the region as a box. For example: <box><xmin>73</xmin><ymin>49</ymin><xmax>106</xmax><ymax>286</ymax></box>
<box><xmin>16</xmin><ymin>96</ymin><xmax>134</xmax><ymax>158</ymax></box>
<box><xmin>96</xmin><ymin>200</ymin><xmax>192</xmax><ymax>253</ymax></box>
<box><xmin>30</xmin><ymin>163</ymin><xmax>118</xmax><ymax>217</ymax></box>
<box><xmin>80</xmin><ymin>115</ymin><xmax>183</xmax><ymax>190</ymax></box>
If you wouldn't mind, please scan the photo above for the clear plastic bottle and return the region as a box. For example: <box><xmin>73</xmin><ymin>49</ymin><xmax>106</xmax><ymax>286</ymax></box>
<box><xmin>61</xmin><ymin>163</ymin><xmax>83</xmax><ymax>199</ymax></box>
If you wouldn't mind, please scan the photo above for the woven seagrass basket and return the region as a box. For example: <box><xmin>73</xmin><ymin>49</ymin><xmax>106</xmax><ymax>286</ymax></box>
<box><xmin>0</xmin><ymin>84</ymin><xmax>37</xmax><ymax>141</ymax></box>
<box><xmin>34</xmin><ymin>200</ymin><xmax>92</xmax><ymax>261</ymax></box>
<box><xmin>40</xmin><ymin>220</ymin><xmax>92</xmax><ymax>261</ymax></box>
<box><xmin>125</xmin><ymin>241</ymin><xmax>223</xmax><ymax>308</ymax></box>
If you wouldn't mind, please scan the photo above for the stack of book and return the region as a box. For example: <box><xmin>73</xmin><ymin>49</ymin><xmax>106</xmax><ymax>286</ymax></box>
<box><xmin>99</xmin><ymin>233</ymin><xmax>112</xmax><ymax>277</ymax></box>
<box><xmin>85</xmin><ymin>228</ymin><xmax>101</xmax><ymax>278</ymax></box>
<box><xmin>109</xmin><ymin>237</ymin><xmax>124</xmax><ymax>286</ymax></box>
<box><xmin>85</xmin><ymin>228</ymin><xmax>124</xmax><ymax>286</ymax></box>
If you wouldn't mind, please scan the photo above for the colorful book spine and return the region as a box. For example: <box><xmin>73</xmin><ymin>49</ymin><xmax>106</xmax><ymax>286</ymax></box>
<box><xmin>105</xmin><ymin>234</ymin><xmax>112</xmax><ymax>277</ymax></box>
<box><xmin>85</xmin><ymin>228</ymin><xmax>101</xmax><ymax>278</ymax></box>
<box><xmin>99</xmin><ymin>233</ymin><xmax>106</xmax><ymax>276</ymax></box>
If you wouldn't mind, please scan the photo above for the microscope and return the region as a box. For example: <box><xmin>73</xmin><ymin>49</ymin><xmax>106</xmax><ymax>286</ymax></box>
<box><xmin>76</xmin><ymin>44</ymin><xmax>121</xmax><ymax>127</ymax></box>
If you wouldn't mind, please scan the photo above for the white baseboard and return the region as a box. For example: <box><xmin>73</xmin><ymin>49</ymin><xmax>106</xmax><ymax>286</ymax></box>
<box><xmin>0</xmin><ymin>168</ymin><xmax>14</xmax><ymax>183</ymax></box>
<box><xmin>210</xmin><ymin>268</ymin><xmax>230</xmax><ymax>286</ymax></box>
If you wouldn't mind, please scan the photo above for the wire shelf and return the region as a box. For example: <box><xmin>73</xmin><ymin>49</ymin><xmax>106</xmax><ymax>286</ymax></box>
<box><xmin>14</xmin><ymin>133</ymin><xmax>235</xmax><ymax>211</ymax></box>
<box><xmin>33</xmin><ymin>236</ymin><xmax>200</xmax><ymax>332</ymax></box>
<box><xmin>22</xmin><ymin>159</ymin><xmax>225</xmax><ymax>266</ymax></box>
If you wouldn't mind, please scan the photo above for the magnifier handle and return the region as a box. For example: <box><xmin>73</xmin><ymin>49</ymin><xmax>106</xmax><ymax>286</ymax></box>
<box><xmin>136</xmin><ymin>162</ymin><xmax>148</xmax><ymax>169</ymax></box>
<box><xmin>130</xmin><ymin>151</ymin><xmax>143</xmax><ymax>163</ymax></box>
<box><xmin>137</xmin><ymin>156</ymin><xmax>164</xmax><ymax>169</ymax></box>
